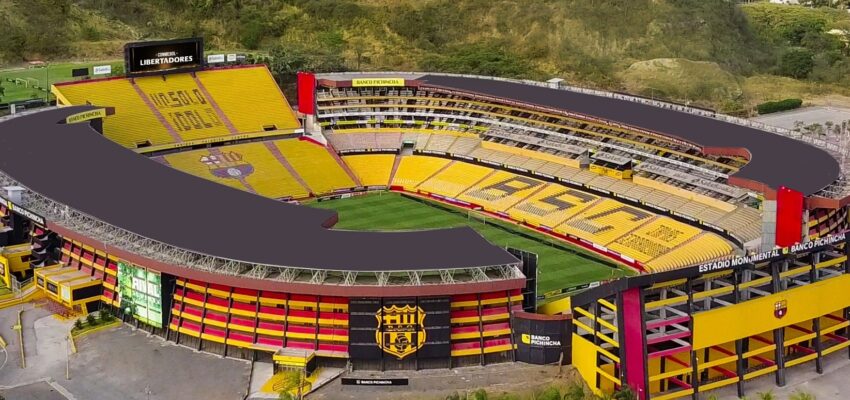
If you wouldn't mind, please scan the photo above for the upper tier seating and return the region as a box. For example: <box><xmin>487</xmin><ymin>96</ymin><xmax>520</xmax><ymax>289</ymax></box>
<box><xmin>196</xmin><ymin>67</ymin><xmax>300</xmax><ymax>133</ymax></box>
<box><xmin>53</xmin><ymin>66</ymin><xmax>300</xmax><ymax>149</ymax></box>
<box><xmin>134</xmin><ymin>73</ymin><xmax>233</xmax><ymax>141</ymax></box>
<box><xmin>54</xmin><ymin>78</ymin><xmax>175</xmax><ymax>148</ymax></box>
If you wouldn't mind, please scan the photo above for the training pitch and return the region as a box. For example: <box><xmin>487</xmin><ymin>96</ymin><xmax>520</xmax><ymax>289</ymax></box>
<box><xmin>310</xmin><ymin>192</ymin><xmax>629</xmax><ymax>295</ymax></box>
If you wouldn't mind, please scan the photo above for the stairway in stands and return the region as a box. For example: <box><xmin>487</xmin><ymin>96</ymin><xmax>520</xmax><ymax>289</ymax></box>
<box><xmin>264</xmin><ymin>141</ymin><xmax>314</xmax><ymax>195</ymax></box>
<box><xmin>129</xmin><ymin>80</ymin><xmax>183</xmax><ymax>143</ymax></box>
<box><xmin>388</xmin><ymin>154</ymin><xmax>403</xmax><ymax>186</ymax></box>
<box><xmin>191</xmin><ymin>74</ymin><xmax>239</xmax><ymax>135</ymax></box>
<box><xmin>324</xmin><ymin>142</ymin><xmax>362</xmax><ymax>187</ymax></box>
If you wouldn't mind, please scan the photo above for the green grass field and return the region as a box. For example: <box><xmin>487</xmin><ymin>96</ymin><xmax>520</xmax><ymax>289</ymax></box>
<box><xmin>310</xmin><ymin>192</ymin><xmax>630</xmax><ymax>294</ymax></box>
<box><xmin>0</xmin><ymin>60</ymin><xmax>123</xmax><ymax>104</ymax></box>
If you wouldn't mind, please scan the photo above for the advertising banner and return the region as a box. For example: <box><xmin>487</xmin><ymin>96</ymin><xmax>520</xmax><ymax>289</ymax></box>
<box><xmin>125</xmin><ymin>38</ymin><xmax>203</xmax><ymax>76</ymax></box>
<box><xmin>92</xmin><ymin>65</ymin><xmax>112</xmax><ymax>75</ymax></box>
<box><xmin>512</xmin><ymin>312</ymin><xmax>571</xmax><ymax>365</ymax></box>
<box><xmin>117</xmin><ymin>261</ymin><xmax>163</xmax><ymax>328</ymax></box>
<box><xmin>352</xmin><ymin>78</ymin><xmax>405</xmax><ymax>87</ymax></box>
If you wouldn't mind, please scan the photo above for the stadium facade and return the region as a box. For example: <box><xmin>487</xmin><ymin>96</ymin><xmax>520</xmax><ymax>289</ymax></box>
<box><xmin>1</xmin><ymin>38</ymin><xmax>850</xmax><ymax>398</ymax></box>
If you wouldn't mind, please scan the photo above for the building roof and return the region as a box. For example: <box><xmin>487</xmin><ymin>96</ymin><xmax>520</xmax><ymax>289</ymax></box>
<box><xmin>0</xmin><ymin>106</ymin><xmax>518</xmax><ymax>272</ymax></box>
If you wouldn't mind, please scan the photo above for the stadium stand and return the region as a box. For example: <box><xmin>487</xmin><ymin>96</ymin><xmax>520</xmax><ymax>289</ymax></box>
<box><xmin>342</xmin><ymin>154</ymin><xmax>395</xmax><ymax>187</ymax></box>
<box><xmin>558</xmin><ymin>199</ymin><xmax>654</xmax><ymax>245</ymax></box>
<box><xmin>53</xmin><ymin>78</ymin><xmax>177</xmax><ymax>148</ymax></box>
<box><xmin>196</xmin><ymin>66</ymin><xmax>300</xmax><ymax>133</ymax></box>
<box><xmin>53</xmin><ymin>66</ymin><xmax>301</xmax><ymax>150</ymax></box>
<box><xmin>275</xmin><ymin>139</ymin><xmax>356</xmax><ymax>195</ymax></box>
<box><xmin>133</xmin><ymin>73</ymin><xmax>233</xmax><ymax>141</ymax></box>
<box><xmin>391</xmin><ymin>156</ymin><xmax>453</xmax><ymax>190</ymax></box>
<box><xmin>509</xmin><ymin>185</ymin><xmax>601</xmax><ymax>228</ymax></box>
<box><xmin>458</xmin><ymin>171</ymin><xmax>546</xmax><ymax>212</ymax></box>
<box><xmin>417</xmin><ymin>161</ymin><xmax>495</xmax><ymax>198</ymax></box>
<box><xmin>159</xmin><ymin>141</ymin><xmax>310</xmax><ymax>199</ymax></box>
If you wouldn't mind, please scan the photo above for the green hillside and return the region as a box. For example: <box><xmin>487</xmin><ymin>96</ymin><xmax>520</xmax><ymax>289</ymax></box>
<box><xmin>3</xmin><ymin>0</ymin><xmax>850</xmax><ymax>111</ymax></box>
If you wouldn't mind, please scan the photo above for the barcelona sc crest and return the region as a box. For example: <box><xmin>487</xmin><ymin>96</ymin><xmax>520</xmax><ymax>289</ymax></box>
<box><xmin>774</xmin><ymin>300</ymin><xmax>788</xmax><ymax>319</ymax></box>
<box><xmin>200</xmin><ymin>151</ymin><xmax>254</xmax><ymax>179</ymax></box>
<box><xmin>375</xmin><ymin>305</ymin><xmax>426</xmax><ymax>359</ymax></box>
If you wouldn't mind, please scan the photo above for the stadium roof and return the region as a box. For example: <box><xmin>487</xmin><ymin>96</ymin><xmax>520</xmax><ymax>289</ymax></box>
<box><xmin>0</xmin><ymin>106</ymin><xmax>518</xmax><ymax>272</ymax></box>
<box><xmin>417</xmin><ymin>75</ymin><xmax>840</xmax><ymax>197</ymax></box>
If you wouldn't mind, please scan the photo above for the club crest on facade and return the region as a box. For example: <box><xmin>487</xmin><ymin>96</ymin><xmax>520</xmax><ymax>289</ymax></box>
<box><xmin>375</xmin><ymin>305</ymin><xmax>426</xmax><ymax>359</ymax></box>
<box><xmin>200</xmin><ymin>151</ymin><xmax>254</xmax><ymax>178</ymax></box>
<box><xmin>774</xmin><ymin>300</ymin><xmax>787</xmax><ymax>319</ymax></box>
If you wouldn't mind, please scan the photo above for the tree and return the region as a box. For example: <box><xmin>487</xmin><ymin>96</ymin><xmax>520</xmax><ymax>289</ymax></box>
<box><xmin>100</xmin><ymin>308</ymin><xmax>114</xmax><ymax>323</ymax></box>
<box><xmin>268</xmin><ymin>46</ymin><xmax>309</xmax><ymax>84</ymax></box>
<box><xmin>778</xmin><ymin>48</ymin><xmax>815</xmax><ymax>79</ymax></box>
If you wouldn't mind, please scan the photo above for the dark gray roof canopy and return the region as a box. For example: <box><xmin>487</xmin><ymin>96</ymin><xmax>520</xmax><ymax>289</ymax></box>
<box><xmin>0</xmin><ymin>106</ymin><xmax>517</xmax><ymax>271</ymax></box>
<box><xmin>421</xmin><ymin>75</ymin><xmax>840</xmax><ymax>197</ymax></box>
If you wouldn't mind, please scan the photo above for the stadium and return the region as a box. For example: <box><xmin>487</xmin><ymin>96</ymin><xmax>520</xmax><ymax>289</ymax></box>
<box><xmin>1</xmin><ymin>38</ymin><xmax>850</xmax><ymax>399</ymax></box>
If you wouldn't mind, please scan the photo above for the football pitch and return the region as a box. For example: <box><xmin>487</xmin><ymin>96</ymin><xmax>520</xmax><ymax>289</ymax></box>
<box><xmin>0</xmin><ymin>60</ymin><xmax>123</xmax><ymax>104</ymax></box>
<box><xmin>310</xmin><ymin>192</ymin><xmax>631</xmax><ymax>295</ymax></box>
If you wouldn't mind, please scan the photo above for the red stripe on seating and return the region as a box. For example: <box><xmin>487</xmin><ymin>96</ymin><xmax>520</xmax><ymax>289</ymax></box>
<box><xmin>257</xmin><ymin>337</ymin><xmax>283</xmax><ymax>347</ymax></box>
<box><xmin>259</xmin><ymin>306</ymin><xmax>285</xmax><ymax>315</ymax></box>
<box><xmin>287</xmin><ymin>341</ymin><xmax>315</xmax><ymax>350</ymax></box>
<box><xmin>318</xmin><ymin>343</ymin><xmax>347</xmax><ymax>353</ymax></box>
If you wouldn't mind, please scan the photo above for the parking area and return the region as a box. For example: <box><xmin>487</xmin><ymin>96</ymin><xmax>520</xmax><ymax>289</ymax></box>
<box><xmin>0</xmin><ymin>304</ymin><xmax>251</xmax><ymax>400</ymax></box>
<box><xmin>751</xmin><ymin>105</ymin><xmax>850</xmax><ymax>130</ymax></box>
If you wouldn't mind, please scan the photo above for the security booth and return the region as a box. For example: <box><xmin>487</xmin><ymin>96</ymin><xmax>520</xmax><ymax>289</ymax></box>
<box><xmin>35</xmin><ymin>264</ymin><xmax>102</xmax><ymax>314</ymax></box>
<box><xmin>273</xmin><ymin>348</ymin><xmax>318</xmax><ymax>376</ymax></box>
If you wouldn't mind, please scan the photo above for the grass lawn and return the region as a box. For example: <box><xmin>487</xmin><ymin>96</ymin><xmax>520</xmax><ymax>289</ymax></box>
<box><xmin>0</xmin><ymin>60</ymin><xmax>123</xmax><ymax>104</ymax></box>
<box><xmin>309</xmin><ymin>192</ymin><xmax>630</xmax><ymax>294</ymax></box>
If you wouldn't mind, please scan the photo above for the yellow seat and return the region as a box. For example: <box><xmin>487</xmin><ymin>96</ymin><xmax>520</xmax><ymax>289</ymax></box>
<box><xmin>342</xmin><ymin>154</ymin><xmax>395</xmax><ymax>187</ymax></box>
<box><xmin>196</xmin><ymin>66</ymin><xmax>300</xmax><ymax>133</ymax></box>
<box><xmin>161</xmin><ymin>141</ymin><xmax>310</xmax><ymax>199</ymax></box>
<box><xmin>275</xmin><ymin>140</ymin><xmax>355</xmax><ymax>195</ymax></box>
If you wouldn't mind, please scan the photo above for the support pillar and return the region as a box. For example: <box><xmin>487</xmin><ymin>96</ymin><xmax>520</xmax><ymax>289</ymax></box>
<box><xmin>619</xmin><ymin>288</ymin><xmax>648</xmax><ymax>400</ymax></box>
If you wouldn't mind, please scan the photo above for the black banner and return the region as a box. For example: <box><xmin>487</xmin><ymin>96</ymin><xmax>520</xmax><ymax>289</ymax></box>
<box><xmin>512</xmin><ymin>314</ymin><xmax>571</xmax><ymax>365</ymax></box>
<box><xmin>508</xmin><ymin>248</ymin><xmax>538</xmax><ymax>312</ymax></box>
<box><xmin>125</xmin><ymin>38</ymin><xmax>203</xmax><ymax>76</ymax></box>
<box><xmin>341</xmin><ymin>378</ymin><xmax>409</xmax><ymax>386</ymax></box>
<box><xmin>71</xmin><ymin>67</ymin><xmax>89</xmax><ymax>77</ymax></box>
<box><xmin>349</xmin><ymin>297</ymin><xmax>451</xmax><ymax>362</ymax></box>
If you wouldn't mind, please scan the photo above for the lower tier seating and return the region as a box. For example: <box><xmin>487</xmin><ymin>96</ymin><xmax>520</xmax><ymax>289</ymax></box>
<box><xmin>342</xmin><ymin>154</ymin><xmax>396</xmax><ymax>187</ymax></box>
